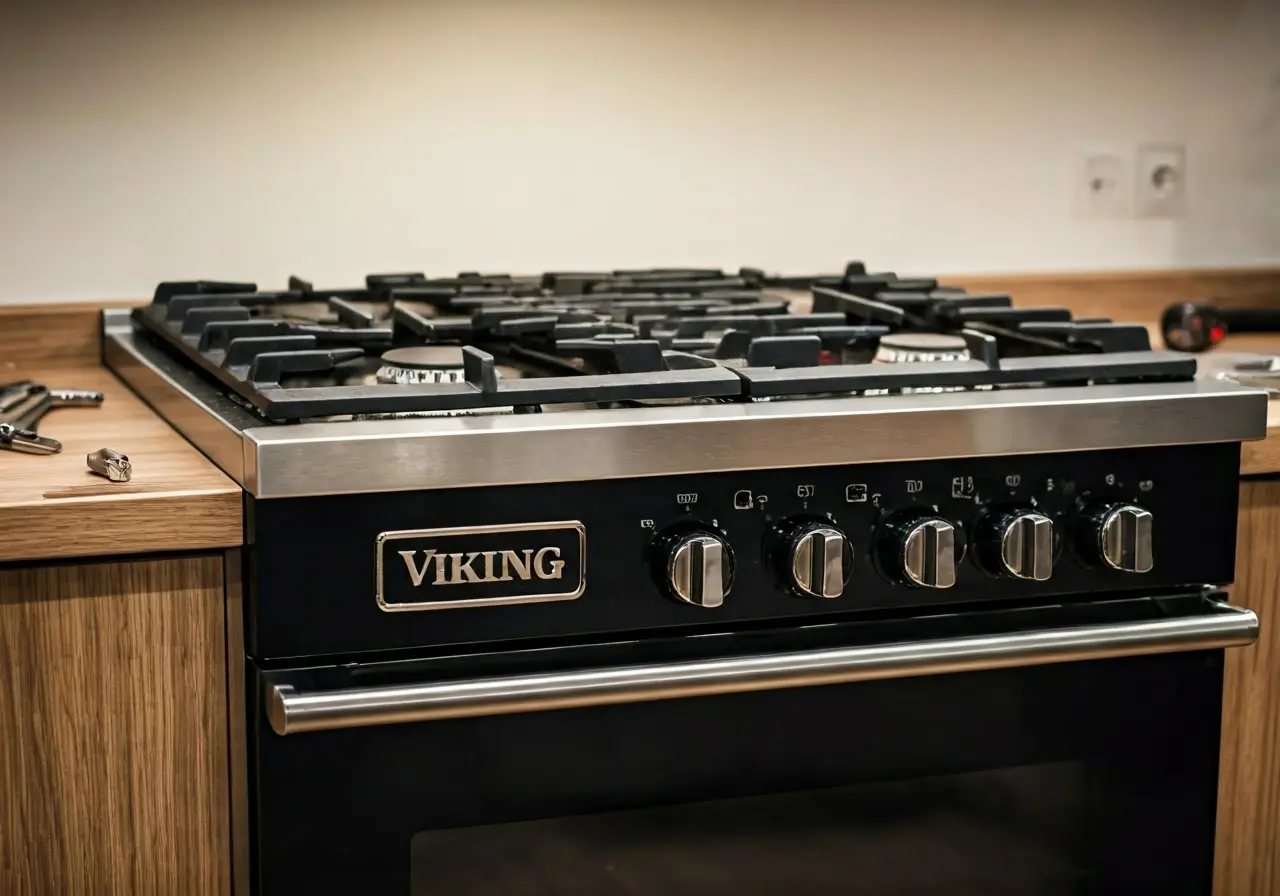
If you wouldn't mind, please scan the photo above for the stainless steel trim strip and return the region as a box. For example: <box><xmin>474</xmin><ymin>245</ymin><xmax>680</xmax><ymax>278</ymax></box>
<box><xmin>103</xmin><ymin>313</ymin><xmax>1269</xmax><ymax>498</ymax></box>
<box><xmin>246</xmin><ymin>380</ymin><xmax>1266</xmax><ymax>497</ymax></box>
<box><xmin>266</xmin><ymin>602</ymin><xmax>1258</xmax><ymax>735</ymax></box>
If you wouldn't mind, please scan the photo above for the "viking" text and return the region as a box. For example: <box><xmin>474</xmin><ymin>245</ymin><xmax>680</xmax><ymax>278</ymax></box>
<box><xmin>398</xmin><ymin>547</ymin><xmax>566</xmax><ymax>587</ymax></box>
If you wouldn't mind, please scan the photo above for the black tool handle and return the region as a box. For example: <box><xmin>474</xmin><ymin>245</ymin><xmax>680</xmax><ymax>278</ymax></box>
<box><xmin>1160</xmin><ymin>301</ymin><xmax>1280</xmax><ymax>352</ymax></box>
<box><xmin>1217</xmin><ymin>307</ymin><xmax>1280</xmax><ymax>332</ymax></box>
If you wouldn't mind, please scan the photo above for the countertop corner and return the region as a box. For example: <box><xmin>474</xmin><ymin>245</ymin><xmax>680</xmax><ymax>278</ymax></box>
<box><xmin>0</xmin><ymin>358</ymin><xmax>243</xmax><ymax>563</ymax></box>
<box><xmin>1187</xmin><ymin>333</ymin><xmax>1280</xmax><ymax>477</ymax></box>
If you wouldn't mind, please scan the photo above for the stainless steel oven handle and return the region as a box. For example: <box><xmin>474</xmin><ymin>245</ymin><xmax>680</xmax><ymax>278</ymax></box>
<box><xmin>266</xmin><ymin>601</ymin><xmax>1257</xmax><ymax>735</ymax></box>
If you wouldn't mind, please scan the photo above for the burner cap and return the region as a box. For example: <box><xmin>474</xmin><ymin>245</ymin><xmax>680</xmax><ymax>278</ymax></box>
<box><xmin>376</xmin><ymin>346</ymin><xmax>469</xmax><ymax>385</ymax></box>
<box><xmin>380</xmin><ymin>346</ymin><xmax>465</xmax><ymax>370</ymax></box>
<box><xmin>874</xmin><ymin>332</ymin><xmax>971</xmax><ymax>364</ymax></box>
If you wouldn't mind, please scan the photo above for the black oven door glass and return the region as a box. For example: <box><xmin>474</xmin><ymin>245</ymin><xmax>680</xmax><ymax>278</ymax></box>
<box><xmin>250</xmin><ymin>595</ymin><xmax>1235</xmax><ymax>896</ymax></box>
<box><xmin>410</xmin><ymin>762</ymin><xmax>1091</xmax><ymax>895</ymax></box>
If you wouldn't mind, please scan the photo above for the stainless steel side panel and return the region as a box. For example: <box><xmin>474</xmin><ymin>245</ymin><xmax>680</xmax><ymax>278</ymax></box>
<box><xmin>103</xmin><ymin>323</ymin><xmax>250</xmax><ymax>484</ymax></box>
<box><xmin>104</xmin><ymin>312</ymin><xmax>1269</xmax><ymax>499</ymax></box>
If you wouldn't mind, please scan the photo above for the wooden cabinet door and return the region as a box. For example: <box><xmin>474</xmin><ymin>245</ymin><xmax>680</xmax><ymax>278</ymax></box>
<box><xmin>1216</xmin><ymin>480</ymin><xmax>1280</xmax><ymax>896</ymax></box>
<box><xmin>0</xmin><ymin>554</ymin><xmax>230</xmax><ymax>896</ymax></box>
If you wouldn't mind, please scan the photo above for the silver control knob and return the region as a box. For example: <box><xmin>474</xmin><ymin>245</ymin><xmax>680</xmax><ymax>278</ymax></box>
<box><xmin>667</xmin><ymin>533</ymin><xmax>733</xmax><ymax>608</ymax></box>
<box><xmin>1088</xmin><ymin>503</ymin><xmax>1154</xmax><ymax>573</ymax></box>
<box><xmin>788</xmin><ymin>525</ymin><xmax>853</xmax><ymax>599</ymax></box>
<box><xmin>978</xmin><ymin>510</ymin><xmax>1055</xmax><ymax>581</ymax></box>
<box><xmin>895</xmin><ymin>517</ymin><xmax>958</xmax><ymax>589</ymax></box>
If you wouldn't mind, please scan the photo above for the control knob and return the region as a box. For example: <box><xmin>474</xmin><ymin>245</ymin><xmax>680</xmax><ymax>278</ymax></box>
<box><xmin>653</xmin><ymin>527</ymin><xmax>735</xmax><ymax>608</ymax></box>
<box><xmin>1077</xmin><ymin>503</ymin><xmax>1154</xmax><ymax>573</ymax></box>
<box><xmin>879</xmin><ymin>514</ymin><xmax>958</xmax><ymax>589</ymax></box>
<box><xmin>976</xmin><ymin>508</ymin><xmax>1055</xmax><ymax>581</ymax></box>
<box><xmin>776</xmin><ymin>519</ymin><xmax>854</xmax><ymax>599</ymax></box>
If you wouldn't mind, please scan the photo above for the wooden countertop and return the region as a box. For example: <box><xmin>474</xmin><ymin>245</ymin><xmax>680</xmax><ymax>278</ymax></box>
<box><xmin>0</xmin><ymin>361</ymin><xmax>243</xmax><ymax>563</ymax></box>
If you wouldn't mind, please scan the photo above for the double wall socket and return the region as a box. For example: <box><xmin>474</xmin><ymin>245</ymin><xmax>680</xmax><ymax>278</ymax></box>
<box><xmin>1073</xmin><ymin>143</ymin><xmax>1186</xmax><ymax>220</ymax></box>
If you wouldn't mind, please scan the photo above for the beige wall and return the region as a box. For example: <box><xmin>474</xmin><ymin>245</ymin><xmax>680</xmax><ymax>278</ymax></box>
<box><xmin>0</xmin><ymin>0</ymin><xmax>1277</xmax><ymax>303</ymax></box>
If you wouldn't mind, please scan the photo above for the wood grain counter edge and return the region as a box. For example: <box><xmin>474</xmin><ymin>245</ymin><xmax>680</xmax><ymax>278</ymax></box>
<box><xmin>1241</xmin><ymin>440</ymin><xmax>1280</xmax><ymax>478</ymax></box>
<box><xmin>0</xmin><ymin>491</ymin><xmax>243</xmax><ymax>564</ymax></box>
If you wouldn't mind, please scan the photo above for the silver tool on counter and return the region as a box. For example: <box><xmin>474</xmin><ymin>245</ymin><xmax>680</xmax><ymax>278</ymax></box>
<box><xmin>0</xmin><ymin>422</ymin><xmax>62</xmax><ymax>455</ymax></box>
<box><xmin>0</xmin><ymin>381</ymin><xmax>105</xmax><ymax>455</ymax></box>
<box><xmin>86</xmin><ymin>447</ymin><xmax>132</xmax><ymax>482</ymax></box>
<box><xmin>1194</xmin><ymin>352</ymin><xmax>1280</xmax><ymax>396</ymax></box>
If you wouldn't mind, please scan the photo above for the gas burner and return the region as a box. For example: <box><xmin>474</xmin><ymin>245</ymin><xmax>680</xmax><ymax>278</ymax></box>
<box><xmin>370</xmin><ymin>345</ymin><xmax>518</xmax><ymax>417</ymax></box>
<box><xmin>352</xmin><ymin>406</ymin><xmax>517</xmax><ymax>420</ymax></box>
<box><xmin>874</xmin><ymin>333</ymin><xmax>972</xmax><ymax>364</ymax></box>
<box><xmin>376</xmin><ymin>346</ymin><xmax>468</xmax><ymax>384</ymax></box>
<box><xmin>862</xmin><ymin>331</ymin><xmax>972</xmax><ymax>396</ymax></box>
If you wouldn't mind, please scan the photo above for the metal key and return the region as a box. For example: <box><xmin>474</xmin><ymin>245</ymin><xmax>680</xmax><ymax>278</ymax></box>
<box><xmin>2</xmin><ymin>388</ymin><xmax>52</xmax><ymax>431</ymax></box>
<box><xmin>0</xmin><ymin>422</ymin><xmax>62</xmax><ymax>455</ymax></box>
<box><xmin>0</xmin><ymin>382</ymin><xmax>104</xmax><ymax>432</ymax></box>
<box><xmin>48</xmin><ymin>388</ymin><xmax>106</xmax><ymax>408</ymax></box>
<box><xmin>0</xmin><ymin>380</ymin><xmax>103</xmax><ymax>453</ymax></box>
<box><xmin>0</xmin><ymin>381</ymin><xmax>40</xmax><ymax>413</ymax></box>
<box><xmin>0</xmin><ymin>383</ymin><xmax>51</xmax><ymax>429</ymax></box>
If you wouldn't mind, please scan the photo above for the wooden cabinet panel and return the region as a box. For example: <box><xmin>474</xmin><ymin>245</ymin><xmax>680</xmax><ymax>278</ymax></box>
<box><xmin>0</xmin><ymin>555</ymin><xmax>230</xmax><ymax>896</ymax></box>
<box><xmin>1216</xmin><ymin>479</ymin><xmax>1280</xmax><ymax>896</ymax></box>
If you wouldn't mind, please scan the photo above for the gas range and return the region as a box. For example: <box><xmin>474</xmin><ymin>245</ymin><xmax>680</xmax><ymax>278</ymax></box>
<box><xmin>104</xmin><ymin>257</ymin><xmax>1266</xmax><ymax>657</ymax></box>
<box><xmin>104</xmin><ymin>259</ymin><xmax>1268</xmax><ymax>895</ymax></box>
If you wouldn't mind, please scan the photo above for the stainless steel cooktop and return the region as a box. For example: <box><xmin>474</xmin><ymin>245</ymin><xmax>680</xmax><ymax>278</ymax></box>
<box><xmin>102</xmin><ymin>261</ymin><xmax>1270</xmax><ymax>498</ymax></box>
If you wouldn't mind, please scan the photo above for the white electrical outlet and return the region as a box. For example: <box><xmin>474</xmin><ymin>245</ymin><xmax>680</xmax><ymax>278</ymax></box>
<box><xmin>1135</xmin><ymin>143</ymin><xmax>1187</xmax><ymax>219</ymax></box>
<box><xmin>1072</xmin><ymin>150</ymin><xmax>1132</xmax><ymax>219</ymax></box>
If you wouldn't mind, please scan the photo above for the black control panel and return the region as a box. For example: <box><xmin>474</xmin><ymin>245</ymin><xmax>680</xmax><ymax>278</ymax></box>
<box><xmin>246</xmin><ymin>442</ymin><xmax>1242</xmax><ymax>660</ymax></box>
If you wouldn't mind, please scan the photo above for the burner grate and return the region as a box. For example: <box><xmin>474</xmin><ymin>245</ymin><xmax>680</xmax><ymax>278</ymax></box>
<box><xmin>739</xmin><ymin>347</ymin><xmax>1193</xmax><ymax>398</ymax></box>
<box><xmin>132</xmin><ymin>262</ymin><xmax>1197</xmax><ymax>421</ymax></box>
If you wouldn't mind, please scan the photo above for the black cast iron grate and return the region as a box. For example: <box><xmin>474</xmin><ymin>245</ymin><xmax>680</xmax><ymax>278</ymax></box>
<box><xmin>131</xmin><ymin>262</ymin><xmax>1196</xmax><ymax>421</ymax></box>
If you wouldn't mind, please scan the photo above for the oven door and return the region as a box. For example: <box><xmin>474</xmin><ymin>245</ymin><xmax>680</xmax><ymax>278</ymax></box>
<box><xmin>249</xmin><ymin>593</ymin><xmax>1255</xmax><ymax>896</ymax></box>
